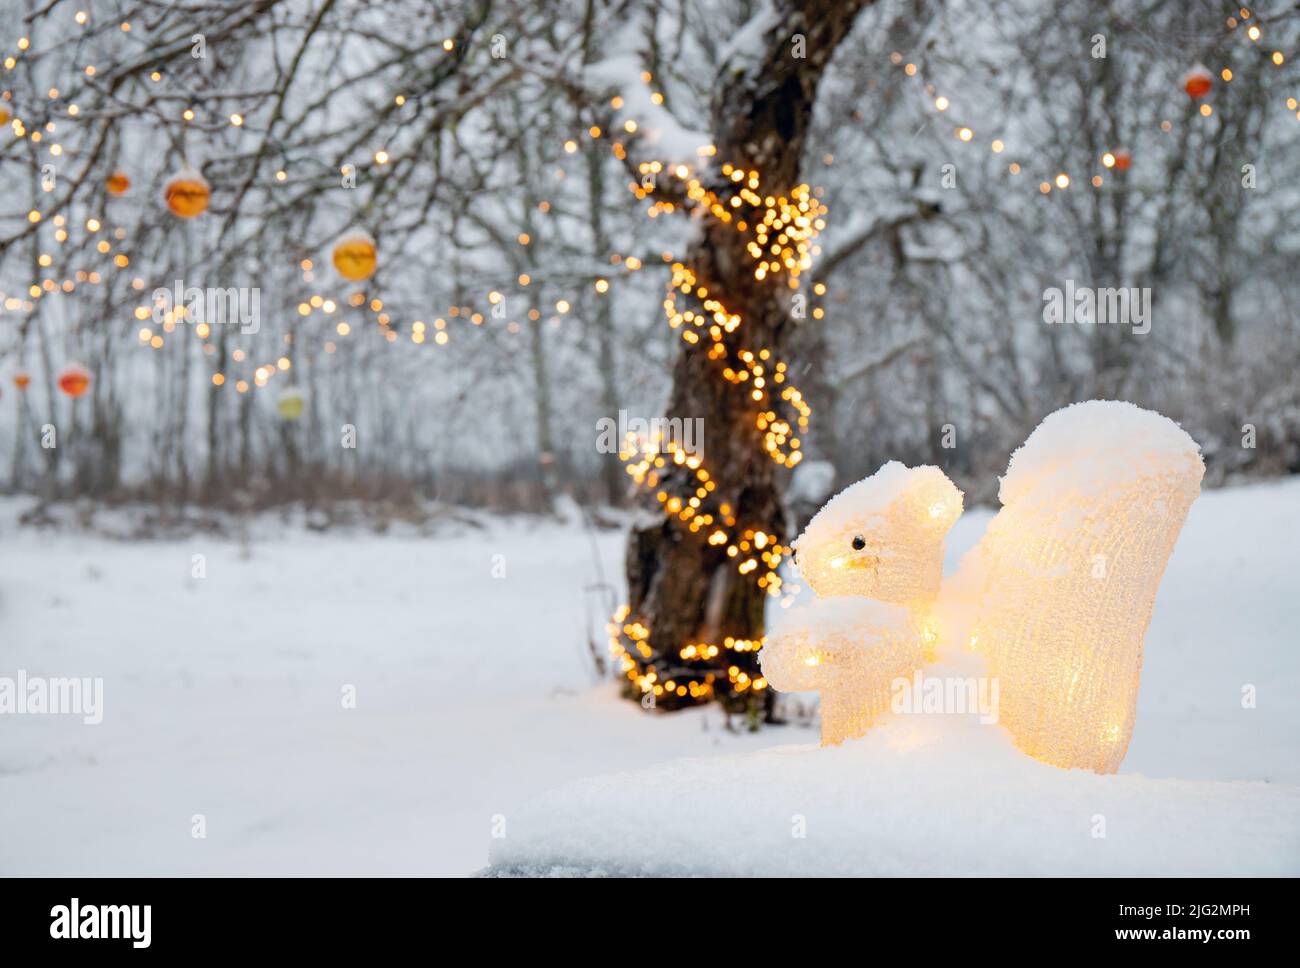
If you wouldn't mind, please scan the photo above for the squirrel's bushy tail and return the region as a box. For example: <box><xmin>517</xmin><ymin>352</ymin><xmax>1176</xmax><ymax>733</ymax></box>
<box><xmin>953</xmin><ymin>401</ymin><xmax>1204</xmax><ymax>773</ymax></box>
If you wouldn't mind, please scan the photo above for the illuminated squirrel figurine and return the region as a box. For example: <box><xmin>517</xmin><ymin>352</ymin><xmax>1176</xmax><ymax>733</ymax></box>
<box><xmin>761</xmin><ymin>401</ymin><xmax>1204</xmax><ymax>772</ymax></box>
<box><xmin>760</xmin><ymin>462</ymin><xmax>962</xmax><ymax>747</ymax></box>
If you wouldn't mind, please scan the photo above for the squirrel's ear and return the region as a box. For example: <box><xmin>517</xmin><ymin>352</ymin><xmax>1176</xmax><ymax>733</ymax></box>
<box><xmin>912</xmin><ymin>473</ymin><xmax>964</xmax><ymax>536</ymax></box>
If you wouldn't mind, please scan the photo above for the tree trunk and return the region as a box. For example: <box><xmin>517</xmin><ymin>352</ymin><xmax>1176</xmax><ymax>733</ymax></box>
<box><xmin>620</xmin><ymin>0</ymin><xmax>869</xmax><ymax>714</ymax></box>
<box><xmin>582</xmin><ymin>0</ymin><xmax>625</xmax><ymax>507</ymax></box>
<box><xmin>204</xmin><ymin>327</ymin><xmax>228</xmax><ymax>501</ymax></box>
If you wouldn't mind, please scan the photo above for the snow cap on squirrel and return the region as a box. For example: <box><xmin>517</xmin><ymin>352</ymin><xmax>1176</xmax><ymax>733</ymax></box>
<box><xmin>999</xmin><ymin>400</ymin><xmax>1203</xmax><ymax>507</ymax></box>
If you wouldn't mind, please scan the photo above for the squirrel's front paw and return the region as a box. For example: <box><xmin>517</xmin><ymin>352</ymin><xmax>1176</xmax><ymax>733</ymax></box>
<box><xmin>761</xmin><ymin>596</ymin><xmax>913</xmax><ymax>693</ymax></box>
<box><xmin>763</xmin><ymin>597</ymin><xmax>925</xmax><ymax>746</ymax></box>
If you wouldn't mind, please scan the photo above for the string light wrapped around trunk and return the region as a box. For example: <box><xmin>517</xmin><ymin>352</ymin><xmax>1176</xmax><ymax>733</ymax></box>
<box><xmin>609</xmin><ymin>161</ymin><xmax>827</xmax><ymax>709</ymax></box>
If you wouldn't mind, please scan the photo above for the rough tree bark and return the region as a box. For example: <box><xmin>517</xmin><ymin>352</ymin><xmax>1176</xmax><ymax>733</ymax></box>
<box><xmin>623</xmin><ymin>0</ymin><xmax>871</xmax><ymax>714</ymax></box>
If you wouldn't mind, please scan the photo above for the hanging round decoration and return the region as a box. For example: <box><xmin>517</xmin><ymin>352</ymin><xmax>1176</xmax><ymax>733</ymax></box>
<box><xmin>58</xmin><ymin>364</ymin><xmax>91</xmax><ymax>398</ymax></box>
<box><xmin>1182</xmin><ymin>64</ymin><xmax>1213</xmax><ymax>99</ymax></box>
<box><xmin>332</xmin><ymin>230</ymin><xmax>377</xmax><ymax>281</ymax></box>
<box><xmin>1111</xmin><ymin>147</ymin><xmax>1132</xmax><ymax>171</ymax></box>
<box><xmin>14</xmin><ymin>372</ymin><xmax>31</xmax><ymax>390</ymax></box>
<box><xmin>107</xmin><ymin>171</ymin><xmax>131</xmax><ymax>196</ymax></box>
<box><xmin>276</xmin><ymin>386</ymin><xmax>306</xmax><ymax>421</ymax></box>
<box><xmin>164</xmin><ymin>167</ymin><xmax>210</xmax><ymax>218</ymax></box>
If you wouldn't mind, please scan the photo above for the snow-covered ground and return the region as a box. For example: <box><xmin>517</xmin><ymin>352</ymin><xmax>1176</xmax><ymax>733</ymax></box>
<box><xmin>488</xmin><ymin>713</ymin><xmax>1300</xmax><ymax>876</ymax></box>
<box><xmin>2</xmin><ymin>477</ymin><xmax>1298</xmax><ymax>875</ymax></box>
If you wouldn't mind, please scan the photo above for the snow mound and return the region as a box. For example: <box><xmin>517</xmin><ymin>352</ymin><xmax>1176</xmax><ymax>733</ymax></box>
<box><xmin>1000</xmin><ymin>400</ymin><xmax>1203</xmax><ymax>505</ymax></box>
<box><xmin>487</xmin><ymin>710</ymin><xmax>1299</xmax><ymax>877</ymax></box>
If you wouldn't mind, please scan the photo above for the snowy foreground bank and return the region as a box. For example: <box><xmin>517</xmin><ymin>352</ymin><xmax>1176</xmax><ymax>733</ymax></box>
<box><xmin>487</xmin><ymin>706</ymin><xmax>1299</xmax><ymax>877</ymax></box>
<box><xmin>2</xmin><ymin>478</ymin><xmax>1298</xmax><ymax>875</ymax></box>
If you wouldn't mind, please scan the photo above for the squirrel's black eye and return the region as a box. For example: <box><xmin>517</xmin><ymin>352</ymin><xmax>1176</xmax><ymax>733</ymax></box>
<box><xmin>851</xmin><ymin>535</ymin><xmax>866</xmax><ymax>551</ymax></box>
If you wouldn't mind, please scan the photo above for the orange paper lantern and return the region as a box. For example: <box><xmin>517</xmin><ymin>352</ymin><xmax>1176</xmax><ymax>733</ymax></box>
<box><xmin>106</xmin><ymin>171</ymin><xmax>131</xmax><ymax>196</ymax></box>
<box><xmin>164</xmin><ymin>167</ymin><xmax>210</xmax><ymax>218</ymax></box>
<box><xmin>58</xmin><ymin>364</ymin><xmax>91</xmax><ymax>398</ymax></box>
<box><xmin>14</xmin><ymin>372</ymin><xmax>30</xmax><ymax>390</ymax></box>
<box><xmin>332</xmin><ymin>231</ymin><xmax>377</xmax><ymax>281</ymax></box>
<box><xmin>1183</xmin><ymin>64</ymin><xmax>1213</xmax><ymax>99</ymax></box>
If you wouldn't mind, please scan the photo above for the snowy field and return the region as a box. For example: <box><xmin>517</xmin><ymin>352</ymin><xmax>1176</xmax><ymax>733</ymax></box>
<box><xmin>2</xmin><ymin>477</ymin><xmax>1298</xmax><ymax>875</ymax></box>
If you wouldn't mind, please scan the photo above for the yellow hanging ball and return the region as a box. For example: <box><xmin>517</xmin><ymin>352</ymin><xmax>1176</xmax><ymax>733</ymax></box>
<box><xmin>164</xmin><ymin>167</ymin><xmax>210</xmax><ymax>218</ymax></box>
<box><xmin>276</xmin><ymin>387</ymin><xmax>305</xmax><ymax>421</ymax></box>
<box><xmin>332</xmin><ymin>231</ymin><xmax>377</xmax><ymax>281</ymax></box>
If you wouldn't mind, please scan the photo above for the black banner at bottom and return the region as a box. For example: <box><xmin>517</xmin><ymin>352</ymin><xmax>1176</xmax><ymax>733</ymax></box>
<box><xmin>0</xmin><ymin>876</ymin><xmax>1285</xmax><ymax>953</ymax></box>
